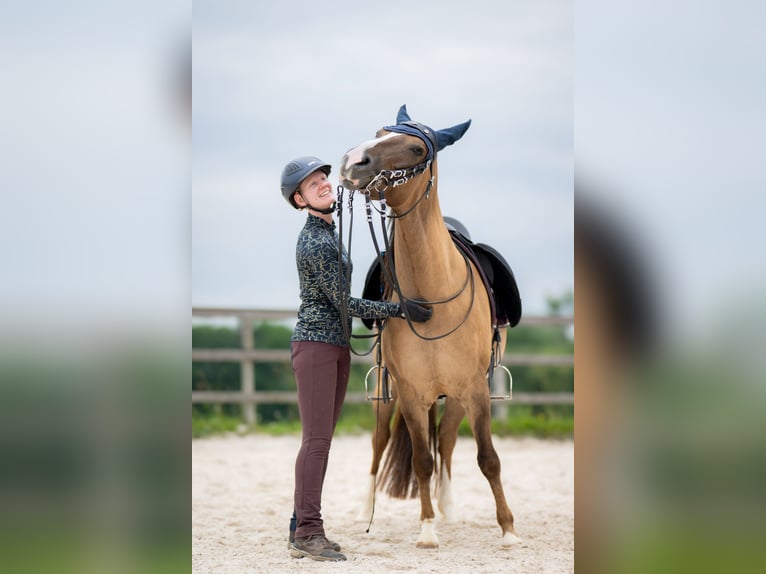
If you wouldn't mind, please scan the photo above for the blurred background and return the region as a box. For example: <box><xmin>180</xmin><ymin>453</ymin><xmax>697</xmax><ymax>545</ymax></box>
<box><xmin>575</xmin><ymin>1</ymin><xmax>766</xmax><ymax>572</ymax></box>
<box><xmin>0</xmin><ymin>1</ymin><xmax>190</xmax><ymax>573</ymax></box>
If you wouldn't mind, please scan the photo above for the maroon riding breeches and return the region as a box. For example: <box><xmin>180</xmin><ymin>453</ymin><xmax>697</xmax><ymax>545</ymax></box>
<box><xmin>291</xmin><ymin>340</ymin><xmax>350</xmax><ymax>539</ymax></box>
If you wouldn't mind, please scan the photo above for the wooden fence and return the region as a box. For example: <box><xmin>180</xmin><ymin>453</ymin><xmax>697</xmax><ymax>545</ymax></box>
<box><xmin>192</xmin><ymin>307</ymin><xmax>573</xmax><ymax>424</ymax></box>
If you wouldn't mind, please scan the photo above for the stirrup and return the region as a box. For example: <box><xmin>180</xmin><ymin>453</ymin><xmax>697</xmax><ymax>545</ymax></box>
<box><xmin>490</xmin><ymin>364</ymin><xmax>513</xmax><ymax>401</ymax></box>
<box><xmin>364</xmin><ymin>365</ymin><xmax>392</xmax><ymax>402</ymax></box>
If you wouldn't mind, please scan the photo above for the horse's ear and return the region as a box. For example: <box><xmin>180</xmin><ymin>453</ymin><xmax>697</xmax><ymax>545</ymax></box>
<box><xmin>435</xmin><ymin>119</ymin><xmax>472</xmax><ymax>151</ymax></box>
<box><xmin>396</xmin><ymin>104</ymin><xmax>411</xmax><ymax>124</ymax></box>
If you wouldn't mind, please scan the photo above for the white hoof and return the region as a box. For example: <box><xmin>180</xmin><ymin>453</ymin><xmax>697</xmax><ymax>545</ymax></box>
<box><xmin>416</xmin><ymin>518</ymin><xmax>439</xmax><ymax>548</ymax></box>
<box><xmin>501</xmin><ymin>531</ymin><xmax>523</xmax><ymax>547</ymax></box>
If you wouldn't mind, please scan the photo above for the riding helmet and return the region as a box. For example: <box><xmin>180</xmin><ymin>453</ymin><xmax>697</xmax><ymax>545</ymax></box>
<box><xmin>280</xmin><ymin>156</ymin><xmax>332</xmax><ymax>209</ymax></box>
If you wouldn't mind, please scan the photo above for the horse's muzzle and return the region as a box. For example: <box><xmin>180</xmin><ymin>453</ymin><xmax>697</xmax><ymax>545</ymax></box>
<box><xmin>339</xmin><ymin>163</ymin><xmax>374</xmax><ymax>192</ymax></box>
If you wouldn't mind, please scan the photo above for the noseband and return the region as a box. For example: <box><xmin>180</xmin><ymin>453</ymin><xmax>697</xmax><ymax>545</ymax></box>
<box><xmin>364</xmin><ymin>159</ymin><xmax>434</xmax><ymax>220</ymax></box>
<box><xmin>365</xmin><ymin>159</ymin><xmax>431</xmax><ymax>192</ymax></box>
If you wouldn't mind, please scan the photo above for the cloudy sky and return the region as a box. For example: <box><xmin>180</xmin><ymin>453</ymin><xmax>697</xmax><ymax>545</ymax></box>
<box><xmin>193</xmin><ymin>0</ymin><xmax>572</xmax><ymax>315</ymax></box>
<box><xmin>0</xmin><ymin>0</ymin><xmax>189</xmax><ymax>329</ymax></box>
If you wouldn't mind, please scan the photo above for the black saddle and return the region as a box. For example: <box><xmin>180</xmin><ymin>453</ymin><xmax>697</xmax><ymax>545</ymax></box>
<box><xmin>361</xmin><ymin>217</ymin><xmax>522</xmax><ymax>330</ymax></box>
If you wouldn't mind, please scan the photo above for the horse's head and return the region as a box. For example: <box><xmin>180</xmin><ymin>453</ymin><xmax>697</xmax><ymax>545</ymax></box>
<box><xmin>339</xmin><ymin>105</ymin><xmax>471</xmax><ymax>210</ymax></box>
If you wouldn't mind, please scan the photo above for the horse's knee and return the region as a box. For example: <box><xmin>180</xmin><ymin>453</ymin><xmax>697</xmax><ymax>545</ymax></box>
<box><xmin>413</xmin><ymin>449</ymin><xmax>434</xmax><ymax>479</ymax></box>
<box><xmin>477</xmin><ymin>450</ymin><xmax>501</xmax><ymax>479</ymax></box>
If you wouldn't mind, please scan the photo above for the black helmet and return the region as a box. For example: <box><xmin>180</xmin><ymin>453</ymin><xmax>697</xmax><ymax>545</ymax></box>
<box><xmin>280</xmin><ymin>156</ymin><xmax>332</xmax><ymax>209</ymax></box>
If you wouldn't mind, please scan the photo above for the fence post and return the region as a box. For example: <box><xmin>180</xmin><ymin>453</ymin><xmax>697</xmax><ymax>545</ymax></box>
<box><xmin>240</xmin><ymin>315</ymin><xmax>256</xmax><ymax>424</ymax></box>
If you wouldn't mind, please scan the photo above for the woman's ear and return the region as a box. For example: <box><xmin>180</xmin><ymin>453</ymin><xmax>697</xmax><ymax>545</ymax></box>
<box><xmin>293</xmin><ymin>191</ymin><xmax>306</xmax><ymax>209</ymax></box>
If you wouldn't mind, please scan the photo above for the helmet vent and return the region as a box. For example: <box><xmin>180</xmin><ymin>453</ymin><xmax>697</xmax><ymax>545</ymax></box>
<box><xmin>284</xmin><ymin>161</ymin><xmax>302</xmax><ymax>176</ymax></box>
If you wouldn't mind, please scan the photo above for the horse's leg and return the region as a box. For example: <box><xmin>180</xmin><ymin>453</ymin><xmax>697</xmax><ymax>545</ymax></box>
<box><xmin>436</xmin><ymin>397</ymin><xmax>465</xmax><ymax>522</ymax></box>
<box><xmin>464</xmin><ymin>384</ymin><xmax>522</xmax><ymax>546</ymax></box>
<box><xmin>398</xmin><ymin>400</ymin><xmax>439</xmax><ymax>548</ymax></box>
<box><xmin>356</xmin><ymin>393</ymin><xmax>396</xmax><ymax>522</ymax></box>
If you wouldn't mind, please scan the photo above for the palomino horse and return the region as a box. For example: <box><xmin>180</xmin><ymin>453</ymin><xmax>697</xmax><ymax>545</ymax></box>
<box><xmin>339</xmin><ymin>106</ymin><xmax>521</xmax><ymax>548</ymax></box>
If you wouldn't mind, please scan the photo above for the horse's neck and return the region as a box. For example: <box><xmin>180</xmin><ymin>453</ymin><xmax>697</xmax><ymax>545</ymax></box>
<box><xmin>393</xmin><ymin>192</ymin><xmax>462</xmax><ymax>296</ymax></box>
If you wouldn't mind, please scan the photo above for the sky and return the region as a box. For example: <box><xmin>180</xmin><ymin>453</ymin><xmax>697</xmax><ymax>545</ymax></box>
<box><xmin>192</xmin><ymin>0</ymin><xmax>573</xmax><ymax>316</ymax></box>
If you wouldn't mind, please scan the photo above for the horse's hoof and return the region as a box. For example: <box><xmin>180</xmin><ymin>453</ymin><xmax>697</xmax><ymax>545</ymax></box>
<box><xmin>417</xmin><ymin>519</ymin><xmax>439</xmax><ymax>548</ymax></box>
<box><xmin>501</xmin><ymin>531</ymin><xmax>522</xmax><ymax>547</ymax></box>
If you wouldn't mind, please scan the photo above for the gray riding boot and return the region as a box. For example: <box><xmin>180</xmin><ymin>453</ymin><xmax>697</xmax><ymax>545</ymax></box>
<box><xmin>289</xmin><ymin>535</ymin><xmax>346</xmax><ymax>562</ymax></box>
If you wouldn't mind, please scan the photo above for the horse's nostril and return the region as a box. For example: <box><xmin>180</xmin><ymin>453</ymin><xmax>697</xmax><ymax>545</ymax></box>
<box><xmin>342</xmin><ymin>147</ymin><xmax>367</xmax><ymax>170</ymax></box>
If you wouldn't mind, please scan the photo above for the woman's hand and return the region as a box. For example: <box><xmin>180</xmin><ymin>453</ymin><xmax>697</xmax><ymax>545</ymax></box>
<box><xmin>400</xmin><ymin>299</ymin><xmax>433</xmax><ymax>322</ymax></box>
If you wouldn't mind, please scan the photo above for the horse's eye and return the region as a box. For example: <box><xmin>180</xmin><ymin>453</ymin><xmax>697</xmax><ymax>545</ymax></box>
<box><xmin>410</xmin><ymin>146</ymin><xmax>424</xmax><ymax>157</ymax></box>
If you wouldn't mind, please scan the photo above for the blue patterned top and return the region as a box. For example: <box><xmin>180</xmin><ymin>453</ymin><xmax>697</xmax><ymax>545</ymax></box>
<box><xmin>292</xmin><ymin>214</ymin><xmax>402</xmax><ymax>347</ymax></box>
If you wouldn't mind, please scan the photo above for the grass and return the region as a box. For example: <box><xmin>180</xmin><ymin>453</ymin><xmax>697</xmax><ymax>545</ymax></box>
<box><xmin>192</xmin><ymin>413</ymin><xmax>244</xmax><ymax>438</ymax></box>
<box><xmin>192</xmin><ymin>406</ymin><xmax>572</xmax><ymax>439</ymax></box>
<box><xmin>491</xmin><ymin>413</ymin><xmax>573</xmax><ymax>438</ymax></box>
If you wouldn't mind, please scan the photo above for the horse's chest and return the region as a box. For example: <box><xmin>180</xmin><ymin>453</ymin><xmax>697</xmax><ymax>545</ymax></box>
<box><xmin>382</xmin><ymin>333</ymin><xmax>485</xmax><ymax>377</ymax></box>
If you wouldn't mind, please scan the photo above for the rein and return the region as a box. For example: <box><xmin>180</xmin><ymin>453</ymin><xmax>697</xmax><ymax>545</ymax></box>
<box><xmin>337</xmin><ymin>155</ymin><xmax>477</xmax><ymax>342</ymax></box>
<box><xmin>335</xmin><ymin>188</ymin><xmax>382</xmax><ymax>357</ymax></box>
<box><xmin>370</xmin><ymin>190</ymin><xmax>476</xmax><ymax>341</ymax></box>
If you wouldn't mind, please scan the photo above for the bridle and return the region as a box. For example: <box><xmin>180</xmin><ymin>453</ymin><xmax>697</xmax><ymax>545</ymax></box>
<box><xmin>363</xmin><ymin>159</ymin><xmax>433</xmax><ymax>219</ymax></box>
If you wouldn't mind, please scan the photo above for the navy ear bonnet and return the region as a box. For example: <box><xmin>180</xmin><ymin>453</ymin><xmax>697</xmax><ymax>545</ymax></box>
<box><xmin>384</xmin><ymin>104</ymin><xmax>472</xmax><ymax>161</ymax></box>
<box><xmin>383</xmin><ymin>121</ymin><xmax>438</xmax><ymax>161</ymax></box>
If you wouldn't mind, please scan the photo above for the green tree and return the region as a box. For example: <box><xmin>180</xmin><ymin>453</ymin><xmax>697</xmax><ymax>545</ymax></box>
<box><xmin>545</xmin><ymin>289</ymin><xmax>573</xmax><ymax>316</ymax></box>
<box><xmin>192</xmin><ymin>288</ymin><xmax>574</xmax><ymax>436</ymax></box>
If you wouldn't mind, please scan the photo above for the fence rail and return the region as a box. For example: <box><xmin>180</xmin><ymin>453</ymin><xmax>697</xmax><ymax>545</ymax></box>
<box><xmin>192</xmin><ymin>307</ymin><xmax>573</xmax><ymax>423</ymax></box>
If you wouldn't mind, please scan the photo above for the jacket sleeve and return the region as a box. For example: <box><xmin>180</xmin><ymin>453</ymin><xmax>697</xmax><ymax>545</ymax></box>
<box><xmin>312</xmin><ymin>240</ymin><xmax>402</xmax><ymax>320</ymax></box>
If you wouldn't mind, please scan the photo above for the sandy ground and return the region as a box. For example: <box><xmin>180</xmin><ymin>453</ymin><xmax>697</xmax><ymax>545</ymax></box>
<box><xmin>192</xmin><ymin>433</ymin><xmax>573</xmax><ymax>573</ymax></box>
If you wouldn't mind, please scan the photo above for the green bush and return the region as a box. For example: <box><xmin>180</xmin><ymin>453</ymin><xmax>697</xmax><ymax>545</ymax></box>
<box><xmin>192</xmin><ymin>317</ymin><xmax>573</xmax><ymax>438</ymax></box>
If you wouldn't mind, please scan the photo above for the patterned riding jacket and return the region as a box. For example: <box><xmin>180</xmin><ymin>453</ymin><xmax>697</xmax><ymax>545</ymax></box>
<box><xmin>291</xmin><ymin>214</ymin><xmax>402</xmax><ymax>347</ymax></box>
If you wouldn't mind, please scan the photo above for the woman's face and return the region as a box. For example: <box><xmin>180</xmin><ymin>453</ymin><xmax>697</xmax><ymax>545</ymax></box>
<box><xmin>295</xmin><ymin>170</ymin><xmax>334</xmax><ymax>211</ymax></box>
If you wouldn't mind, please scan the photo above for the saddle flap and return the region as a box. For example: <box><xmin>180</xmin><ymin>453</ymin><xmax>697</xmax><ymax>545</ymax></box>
<box><xmin>472</xmin><ymin>242</ymin><xmax>522</xmax><ymax>328</ymax></box>
<box><xmin>361</xmin><ymin>253</ymin><xmax>388</xmax><ymax>330</ymax></box>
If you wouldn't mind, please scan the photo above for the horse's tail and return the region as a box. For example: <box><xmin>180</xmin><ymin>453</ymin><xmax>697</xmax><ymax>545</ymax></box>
<box><xmin>378</xmin><ymin>400</ymin><xmax>438</xmax><ymax>499</ymax></box>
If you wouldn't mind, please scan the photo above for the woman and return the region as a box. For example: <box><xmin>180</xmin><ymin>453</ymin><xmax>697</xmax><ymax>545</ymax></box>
<box><xmin>280</xmin><ymin>156</ymin><xmax>432</xmax><ymax>562</ymax></box>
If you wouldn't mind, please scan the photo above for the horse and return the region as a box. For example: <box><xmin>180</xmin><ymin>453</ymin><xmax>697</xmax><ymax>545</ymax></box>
<box><xmin>339</xmin><ymin>105</ymin><xmax>521</xmax><ymax>548</ymax></box>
